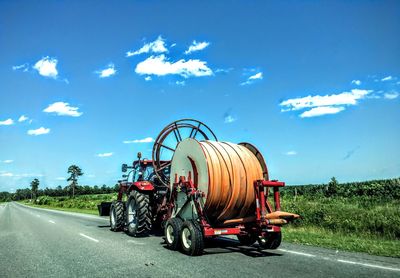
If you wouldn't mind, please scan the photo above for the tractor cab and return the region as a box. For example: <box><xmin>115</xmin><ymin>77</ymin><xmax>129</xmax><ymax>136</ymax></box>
<box><xmin>121</xmin><ymin>152</ymin><xmax>170</xmax><ymax>186</ymax></box>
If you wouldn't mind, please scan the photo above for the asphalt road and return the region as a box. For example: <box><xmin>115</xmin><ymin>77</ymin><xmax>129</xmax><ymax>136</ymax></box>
<box><xmin>0</xmin><ymin>202</ymin><xmax>399</xmax><ymax>278</ymax></box>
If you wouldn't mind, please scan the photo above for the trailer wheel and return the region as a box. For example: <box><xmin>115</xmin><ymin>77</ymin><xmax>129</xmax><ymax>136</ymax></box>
<box><xmin>110</xmin><ymin>201</ymin><xmax>124</xmax><ymax>232</ymax></box>
<box><xmin>258</xmin><ymin>232</ymin><xmax>282</xmax><ymax>249</ymax></box>
<box><xmin>237</xmin><ymin>233</ymin><xmax>257</xmax><ymax>246</ymax></box>
<box><xmin>126</xmin><ymin>191</ymin><xmax>152</xmax><ymax>237</ymax></box>
<box><xmin>180</xmin><ymin>220</ymin><xmax>204</xmax><ymax>256</ymax></box>
<box><xmin>165</xmin><ymin>218</ymin><xmax>183</xmax><ymax>250</ymax></box>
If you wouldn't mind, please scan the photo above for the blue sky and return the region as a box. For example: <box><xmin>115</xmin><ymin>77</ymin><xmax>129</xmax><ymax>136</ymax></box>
<box><xmin>0</xmin><ymin>1</ymin><xmax>399</xmax><ymax>191</ymax></box>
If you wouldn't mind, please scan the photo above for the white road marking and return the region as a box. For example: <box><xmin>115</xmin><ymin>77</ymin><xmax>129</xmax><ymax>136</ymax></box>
<box><xmin>127</xmin><ymin>240</ymin><xmax>145</xmax><ymax>245</ymax></box>
<box><xmin>279</xmin><ymin>248</ymin><xmax>399</xmax><ymax>272</ymax></box>
<box><xmin>279</xmin><ymin>249</ymin><xmax>316</xmax><ymax>257</ymax></box>
<box><xmin>36</xmin><ymin>214</ymin><xmax>41</xmax><ymax>218</ymax></box>
<box><xmin>337</xmin><ymin>259</ymin><xmax>400</xmax><ymax>272</ymax></box>
<box><xmin>48</xmin><ymin>220</ymin><xmax>55</xmax><ymax>224</ymax></box>
<box><xmin>79</xmin><ymin>233</ymin><xmax>99</xmax><ymax>243</ymax></box>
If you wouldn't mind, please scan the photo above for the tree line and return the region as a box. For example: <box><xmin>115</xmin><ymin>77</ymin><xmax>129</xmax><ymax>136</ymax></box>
<box><xmin>0</xmin><ymin>164</ymin><xmax>119</xmax><ymax>202</ymax></box>
<box><xmin>2</xmin><ymin>169</ymin><xmax>399</xmax><ymax>202</ymax></box>
<box><xmin>281</xmin><ymin>177</ymin><xmax>400</xmax><ymax>200</ymax></box>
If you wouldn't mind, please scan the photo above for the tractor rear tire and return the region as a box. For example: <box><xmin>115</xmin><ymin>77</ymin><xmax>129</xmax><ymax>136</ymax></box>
<box><xmin>258</xmin><ymin>232</ymin><xmax>282</xmax><ymax>249</ymax></box>
<box><xmin>165</xmin><ymin>218</ymin><xmax>183</xmax><ymax>250</ymax></box>
<box><xmin>237</xmin><ymin>233</ymin><xmax>257</xmax><ymax>246</ymax></box>
<box><xmin>110</xmin><ymin>201</ymin><xmax>124</xmax><ymax>232</ymax></box>
<box><xmin>180</xmin><ymin>220</ymin><xmax>204</xmax><ymax>256</ymax></box>
<box><xmin>126</xmin><ymin>191</ymin><xmax>152</xmax><ymax>237</ymax></box>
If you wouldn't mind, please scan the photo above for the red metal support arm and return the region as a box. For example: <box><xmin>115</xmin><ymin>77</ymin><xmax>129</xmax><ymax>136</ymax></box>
<box><xmin>260</xmin><ymin>180</ymin><xmax>285</xmax><ymax>187</ymax></box>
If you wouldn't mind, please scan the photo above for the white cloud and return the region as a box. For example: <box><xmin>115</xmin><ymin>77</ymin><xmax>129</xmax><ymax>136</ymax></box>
<box><xmin>0</xmin><ymin>172</ymin><xmax>44</xmax><ymax>179</ymax></box>
<box><xmin>43</xmin><ymin>102</ymin><xmax>83</xmax><ymax>117</ymax></box>
<box><xmin>126</xmin><ymin>36</ymin><xmax>168</xmax><ymax>57</ymax></box>
<box><xmin>384</xmin><ymin>92</ymin><xmax>399</xmax><ymax>100</ymax></box>
<box><xmin>17</xmin><ymin>173</ymin><xmax>44</xmax><ymax>178</ymax></box>
<box><xmin>12</xmin><ymin>63</ymin><xmax>29</xmax><ymax>72</ymax></box>
<box><xmin>87</xmin><ymin>174</ymin><xmax>96</xmax><ymax>178</ymax></box>
<box><xmin>18</xmin><ymin>115</ymin><xmax>28</xmax><ymax>122</ymax></box>
<box><xmin>215</xmin><ymin>68</ymin><xmax>234</xmax><ymax>73</ymax></box>
<box><xmin>175</xmin><ymin>81</ymin><xmax>185</xmax><ymax>86</ymax></box>
<box><xmin>144</xmin><ymin>76</ymin><xmax>152</xmax><ymax>81</ymax></box>
<box><xmin>351</xmin><ymin>80</ymin><xmax>361</xmax><ymax>86</ymax></box>
<box><xmin>33</xmin><ymin>56</ymin><xmax>58</xmax><ymax>78</ymax></box>
<box><xmin>240</xmin><ymin>72</ymin><xmax>263</xmax><ymax>86</ymax></box>
<box><xmin>184</xmin><ymin>40</ymin><xmax>210</xmax><ymax>55</ymax></box>
<box><xmin>381</xmin><ymin>76</ymin><xmax>393</xmax><ymax>81</ymax></box>
<box><xmin>97</xmin><ymin>152</ymin><xmax>113</xmax><ymax>157</ymax></box>
<box><xmin>280</xmin><ymin>89</ymin><xmax>371</xmax><ymax>111</ymax></box>
<box><xmin>123</xmin><ymin>137</ymin><xmax>154</xmax><ymax>144</ymax></box>
<box><xmin>96</xmin><ymin>63</ymin><xmax>117</xmax><ymax>78</ymax></box>
<box><xmin>135</xmin><ymin>54</ymin><xmax>213</xmax><ymax>78</ymax></box>
<box><xmin>27</xmin><ymin>127</ymin><xmax>50</xmax><ymax>136</ymax></box>
<box><xmin>0</xmin><ymin>118</ymin><xmax>14</xmax><ymax>126</ymax></box>
<box><xmin>280</xmin><ymin>88</ymin><xmax>371</xmax><ymax>118</ymax></box>
<box><xmin>300</xmin><ymin>106</ymin><xmax>345</xmax><ymax>118</ymax></box>
<box><xmin>1</xmin><ymin>160</ymin><xmax>13</xmax><ymax>163</ymax></box>
<box><xmin>56</xmin><ymin>177</ymin><xmax>66</xmax><ymax>180</ymax></box>
<box><xmin>285</xmin><ymin>151</ymin><xmax>297</xmax><ymax>156</ymax></box>
<box><xmin>224</xmin><ymin>115</ymin><xmax>236</xmax><ymax>123</ymax></box>
<box><xmin>366</xmin><ymin>94</ymin><xmax>381</xmax><ymax>99</ymax></box>
<box><xmin>249</xmin><ymin>72</ymin><xmax>263</xmax><ymax>80</ymax></box>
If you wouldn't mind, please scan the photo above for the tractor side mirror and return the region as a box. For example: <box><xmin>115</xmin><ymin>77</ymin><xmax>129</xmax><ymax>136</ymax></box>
<box><xmin>122</xmin><ymin>164</ymin><xmax>128</xmax><ymax>172</ymax></box>
<box><xmin>137</xmin><ymin>152</ymin><xmax>142</xmax><ymax>159</ymax></box>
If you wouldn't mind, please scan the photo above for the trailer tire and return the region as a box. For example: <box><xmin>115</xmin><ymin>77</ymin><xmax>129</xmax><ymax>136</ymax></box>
<box><xmin>126</xmin><ymin>190</ymin><xmax>152</xmax><ymax>237</ymax></box>
<box><xmin>237</xmin><ymin>233</ymin><xmax>257</xmax><ymax>246</ymax></box>
<box><xmin>165</xmin><ymin>218</ymin><xmax>183</xmax><ymax>250</ymax></box>
<box><xmin>258</xmin><ymin>232</ymin><xmax>282</xmax><ymax>249</ymax></box>
<box><xmin>180</xmin><ymin>220</ymin><xmax>204</xmax><ymax>256</ymax></box>
<box><xmin>110</xmin><ymin>201</ymin><xmax>124</xmax><ymax>232</ymax></box>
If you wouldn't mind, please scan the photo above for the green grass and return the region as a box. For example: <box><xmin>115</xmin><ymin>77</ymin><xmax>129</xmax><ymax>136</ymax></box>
<box><xmin>22</xmin><ymin>202</ymin><xmax>100</xmax><ymax>215</ymax></box>
<box><xmin>21</xmin><ymin>193</ymin><xmax>117</xmax><ymax>215</ymax></box>
<box><xmin>283</xmin><ymin>226</ymin><xmax>400</xmax><ymax>258</ymax></box>
<box><xmin>280</xmin><ymin>195</ymin><xmax>400</xmax><ymax>258</ymax></box>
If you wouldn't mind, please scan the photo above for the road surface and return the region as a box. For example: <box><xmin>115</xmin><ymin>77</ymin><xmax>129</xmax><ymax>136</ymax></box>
<box><xmin>0</xmin><ymin>202</ymin><xmax>399</xmax><ymax>278</ymax></box>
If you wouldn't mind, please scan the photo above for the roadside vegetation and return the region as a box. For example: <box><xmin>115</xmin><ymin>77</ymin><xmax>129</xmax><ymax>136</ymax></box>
<box><xmin>280</xmin><ymin>177</ymin><xmax>400</xmax><ymax>257</ymax></box>
<box><xmin>22</xmin><ymin>193</ymin><xmax>116</xmax><ymax>215</ymax></box>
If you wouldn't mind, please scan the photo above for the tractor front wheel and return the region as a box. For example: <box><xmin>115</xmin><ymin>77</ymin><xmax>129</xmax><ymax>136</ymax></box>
<box><xmin>126</xmin><ymin>191</ymin><xmax>152</xmax><ymax>237</ymax></box>
<box><xmin>110</xmin><ymin>201</ymin><xmax>124</xmax><ymax>232</ymax></box>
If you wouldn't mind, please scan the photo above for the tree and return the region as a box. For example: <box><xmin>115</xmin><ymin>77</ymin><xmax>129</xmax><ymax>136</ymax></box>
<box><xmin>30</xmin><ymin>178</ymin><xmax>39</xmax><ymax>200</ymax></box>
<box><xmin>326</xmin><ymin>176</ymin><xmax>339</xmax><ymax>197</ymax></box>
<box><xmin>67</xmin><ymin>165</ymin><xmax>83</xmax><ymax>198</ymax></box>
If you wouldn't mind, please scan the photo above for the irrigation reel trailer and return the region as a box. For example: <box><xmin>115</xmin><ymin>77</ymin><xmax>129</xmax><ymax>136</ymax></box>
<box><xmin>98</xmin><ymin>119</ymin><xmax>299</xmax><ymax>256</ymax></box>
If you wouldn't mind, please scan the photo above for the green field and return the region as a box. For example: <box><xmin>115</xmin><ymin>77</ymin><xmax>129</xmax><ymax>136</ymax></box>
<box><xmin>281</xmin><ymin>196</ymin><xmax>400</xmax><ymax>257</ymax></box>
<box><xmin>20</xmin><ymin>178</ymin><xmax>400</xmax><ymax>258</ymax></box>
<box><xmin>22</xmin><ymin>193</ymin><xmax>116</xmax><ymax>215</ymax></box>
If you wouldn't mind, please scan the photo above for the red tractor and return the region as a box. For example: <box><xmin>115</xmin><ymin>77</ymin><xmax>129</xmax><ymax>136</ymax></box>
<box><xmin>98</xmin><ymin>119</ymin><xmax>299</xmax><ymax>255</ymax></box>
<box><xmin>98</xmin><ymin>119</ymin><xmax>218</xmax><ymax>236</ymax></box>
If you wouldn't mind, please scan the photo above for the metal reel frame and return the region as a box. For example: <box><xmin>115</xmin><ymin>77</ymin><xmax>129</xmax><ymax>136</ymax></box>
<box><xmin>152</xmin><ymin>119</ymin><xmax>217</xmax><ymax>186</ymax></box>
